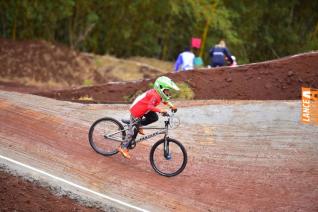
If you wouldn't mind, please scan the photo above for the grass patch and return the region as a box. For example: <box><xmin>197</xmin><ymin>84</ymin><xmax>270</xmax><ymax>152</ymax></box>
<box><xmin>123</xmin><ymin>89</ymin><xmax>145</xmax><ymax>102</ymax></box>
<box><xmin>172</xmin><ymin>82</ymin><xmax>194</xmax><ymax>100</ymax></box>
<box><xmin>139</xmin><ymin>82</ymin><xmax>194</xmax><ymax>100</ymax></box>
<box><xmin>78</xmin><ymin>95</ymin><xmax>94</xmax><ymax>101</ymax></box>
<box><xmin>83</xmin><ymin>79</ymin><xmax>93</xmax><ymax>86</ymax></box>
<box><xmin>94</xmin><ymin>57</ymin><xmax>104</xmax><ymax>68</ymax></box>
<box><xmin>128</xmin><ymin>57</ymin><xmax>174</xmax><ymax>72</ymax></box>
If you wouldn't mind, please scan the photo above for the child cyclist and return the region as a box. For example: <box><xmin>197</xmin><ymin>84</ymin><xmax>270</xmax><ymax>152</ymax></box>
<box><xmin>118</xmin><ymin>76</ymin><xmax>179</xmax><ymax>159</ymax></box>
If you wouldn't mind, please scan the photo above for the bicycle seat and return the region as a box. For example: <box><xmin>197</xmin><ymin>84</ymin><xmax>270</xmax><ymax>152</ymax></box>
<box><xmin>121</xmin><ymin>119</ymin><xmax>130</xmax><ymax>124</ymax></box>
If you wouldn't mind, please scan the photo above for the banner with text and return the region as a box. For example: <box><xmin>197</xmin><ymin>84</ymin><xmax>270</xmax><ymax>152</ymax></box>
<box><xmin>301</xmin><ymin>87</ymin><xmax>318</xmax><ymax>125</ymax></box>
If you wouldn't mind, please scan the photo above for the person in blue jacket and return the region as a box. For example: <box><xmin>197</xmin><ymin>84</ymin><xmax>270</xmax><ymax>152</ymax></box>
<box><xmin>209</xmin><ymin>40</ymin><xmax>233</xmax><ymax>67</ymax></box>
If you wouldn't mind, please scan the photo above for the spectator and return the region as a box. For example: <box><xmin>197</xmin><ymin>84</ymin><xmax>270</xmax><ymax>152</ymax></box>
<box><xmin>230</xmin><ymin>55</ymin><xmax>237</xmax><ymax>67</ymax></box>
<box><xmin>193</xmin><ymin>48</ymin><xmax>204</xmax><ymax>68</ymax></box>
<box><xmin>174</xmin><ymin>47</ymin><xmax>195</xmax><ymax>72</ymax></box>
<box><xmin>209</xmin><ymin>40</ymin><xmax>233</xmax><ymax>67</ymax></box>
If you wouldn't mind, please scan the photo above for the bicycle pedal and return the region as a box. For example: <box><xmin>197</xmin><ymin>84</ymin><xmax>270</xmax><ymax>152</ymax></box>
<box><xmin>127</xmin><ymin>141</ymin><xmax>136</xmax><ymax>149</ymax></box>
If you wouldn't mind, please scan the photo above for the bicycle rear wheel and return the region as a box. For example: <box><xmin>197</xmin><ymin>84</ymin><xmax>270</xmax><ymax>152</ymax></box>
<box><xmin>88</xmin><ymin>117</ymin><xmax>126</xmax><ymax>156</ymax></box>
<box><xmin>150</xmin><ymin>138</ymin><xmax>187</xmax><ymax>177</ymax></box>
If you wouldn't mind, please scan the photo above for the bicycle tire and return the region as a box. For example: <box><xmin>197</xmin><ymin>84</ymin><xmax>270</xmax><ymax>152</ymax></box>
<box><xmin>150</xmin><ymin>138</ymin><xmax>187</xmax><ymax>177</ymax></box>
<box><xmin>88</xmin><ymin>117</ymin><xmax>126</xmax><ymax>156</ymax></box>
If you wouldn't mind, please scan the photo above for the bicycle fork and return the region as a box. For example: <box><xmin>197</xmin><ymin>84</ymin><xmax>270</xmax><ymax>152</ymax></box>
<box><xmin>163</xmin><ymin>126</ymin><xmax>172</xmax><ymax>160</ymax></box>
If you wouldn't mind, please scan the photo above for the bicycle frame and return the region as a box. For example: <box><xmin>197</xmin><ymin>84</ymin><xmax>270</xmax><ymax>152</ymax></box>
<box><xmin>134</xmin><ymin>126</ymin><xmax>167</xmax><ymax>143</ymax></box>
<box><xmin>104</xmin><ymin>113</ymin><xmax>173</xmax><ymax>144</ymax></box>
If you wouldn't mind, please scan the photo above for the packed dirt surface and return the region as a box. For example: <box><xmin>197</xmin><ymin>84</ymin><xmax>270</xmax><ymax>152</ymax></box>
<box><xmin>37</xmin><ymin>51</ymin><xmax>318</xmax><ymax>103</ymax></box>
<box><xmin>0</xmin><ymin>167</ymin><xmax>101</xmax><ymax>212</ymax></box>
<box><xmin>1</xmin><ymin>91</ymin><xmax>317</xmax><ymax>211</ymax></box>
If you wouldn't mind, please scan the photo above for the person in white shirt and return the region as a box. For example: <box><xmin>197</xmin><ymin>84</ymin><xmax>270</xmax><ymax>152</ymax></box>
<box><xmin>174</xmin><ymin>48</ymin><xmax>195</xmax><ymax>72</ymax></box>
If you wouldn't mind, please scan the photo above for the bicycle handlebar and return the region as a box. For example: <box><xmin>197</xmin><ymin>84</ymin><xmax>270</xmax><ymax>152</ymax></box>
<box><xmin>161</xmin><ymin>109</ymin><xmax>176</xmax><ymax>117</ymax></box>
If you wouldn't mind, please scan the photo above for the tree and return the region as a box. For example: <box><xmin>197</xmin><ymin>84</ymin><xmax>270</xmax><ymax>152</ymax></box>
<box><xmin>0</xmin><ymin>0</ymin><xmax>317</xmax><ymax>63</ymax></box>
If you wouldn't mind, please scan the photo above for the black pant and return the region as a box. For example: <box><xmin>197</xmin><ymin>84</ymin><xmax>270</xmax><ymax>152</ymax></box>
<box><xmin>212</xmin><ymin>62</ymin><xmax>224</xmax><ymax>67</ymax></box>
<box><xmin>126</xmin><ymin>111</ymin><xmax>159</xmax><ymax>142</ymax></box>
<box><xmin>140</xmin><ymin>111</ymin><xmax>158</xmax><ymax>126</ymax></box>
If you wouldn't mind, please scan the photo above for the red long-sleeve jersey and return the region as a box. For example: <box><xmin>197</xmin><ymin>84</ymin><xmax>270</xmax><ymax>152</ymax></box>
<box><xmin>129</xmin><ymin>89</ymin><xmax>164</xmax><ymax>118</ymax></box>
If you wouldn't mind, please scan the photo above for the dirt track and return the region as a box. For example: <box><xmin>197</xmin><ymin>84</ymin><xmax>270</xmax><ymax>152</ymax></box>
<box><xmin>1</xmin><ymin>91</ymin><xmax>318</xmax><ymax>211</ymax></box>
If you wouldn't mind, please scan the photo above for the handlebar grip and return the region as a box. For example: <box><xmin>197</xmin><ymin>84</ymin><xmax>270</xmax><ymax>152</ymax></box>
<box><xmin>161</xmin><ymin>112</ymin><xmax>169</xmax><ymax>116</ymax></box>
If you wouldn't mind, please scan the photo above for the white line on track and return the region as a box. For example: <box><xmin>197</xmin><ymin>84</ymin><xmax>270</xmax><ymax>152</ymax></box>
<box><xmin>0</xmin><ymin>154</ymin><xmax>149</xmax><ymax>212</ymax></box>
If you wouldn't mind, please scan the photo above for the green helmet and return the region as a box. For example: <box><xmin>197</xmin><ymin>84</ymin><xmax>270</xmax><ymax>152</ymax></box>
<box><xmin>154</xmin><ymin>76</ymin><xmax>180</xmax><ymax>101</ymax></box>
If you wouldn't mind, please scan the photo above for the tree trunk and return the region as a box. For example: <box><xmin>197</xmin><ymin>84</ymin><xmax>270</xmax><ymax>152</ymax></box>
<box><xmin>200</xmin><ymin>1</ymin><xmax>217</xmax><ymax>58</ymax></box>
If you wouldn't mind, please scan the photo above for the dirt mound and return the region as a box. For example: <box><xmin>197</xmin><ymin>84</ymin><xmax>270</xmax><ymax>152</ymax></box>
<box><xmin>0</xmin><ymin>38</ymin><xmax>170</xmax><ymax>89</ymax></box>
<box><xmin>0</xmin><ymin>38</ymin><xmax>97</xmax><ymax>87</ymax></box>
<box><xmin>38</xmin><ymin>52</ymin><xmax>318</xmax><ymax>102</ymax></box>
<box><xmin>0</xmin><ymin>168</ymin><xmax>100</xmax><ymax>211</ymax></box>
<box><xmin>0</xmin><ymin>80</ymin><xmax>43</xmax><ymax>93</ymax></box>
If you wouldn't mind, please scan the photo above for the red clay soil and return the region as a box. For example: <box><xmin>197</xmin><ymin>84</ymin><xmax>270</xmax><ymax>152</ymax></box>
<box><xmin>37</xmin><ymin>51</ymin><xmax>318</xmax><ymax>103</ymax></box>
<box><xmin>0</xmin><ymin>80</ymin><xmax>47</xmax><ymax>93</ymax></box>
<box><xmin>0</xmin><ymin>38</ymin><xmax>97</xmax><ymax>86</ymax></box>
<box><xmin>0</xmin><ymin>38</ymin><xmax>165</xmax><ymax>88</ymax></box>
<box><xmin>0</xmin><ymin>169</ymin><xmax>101</xmax><ymax>212</ymax></box>
<box><xmin>1</xmin><ymin>93</ymin><xmax>317</xmax><ymax>211</ymax></box>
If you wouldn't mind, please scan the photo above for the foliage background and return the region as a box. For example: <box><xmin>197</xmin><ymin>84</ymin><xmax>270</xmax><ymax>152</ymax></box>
<box><xmin>1</xmin><ymin>0</ymin><xmax>317</xmax><ymax>64</ymax></box>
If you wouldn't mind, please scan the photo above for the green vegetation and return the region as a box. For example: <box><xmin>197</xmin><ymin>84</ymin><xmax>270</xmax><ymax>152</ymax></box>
<box><xmin>172</xmin><ymin>82</ymin><xmax>194</xmax><ymax>100</ymax></box>
<box><xmin>123</xmin><ymin>89</ymin><xmax>145</xmax><ymax>102</ymax></box>
<box><xmin>148</xmin><ymin>82</ymin><xmax>194</xmax><ymax>100</ymax></box>
<box><xmin>78</xmin><ymin>95</ymin><xmax>94</xmax><ymax>101</ymax></box>
<box><xmin>94</xmin><ymin>57</ymin><xmax>104</xmax><ymax>68</ymax></box>
<box><xmin>1</xmin><ymin>0</ymin><xmax>317</xmax><ymax>64</ymax></box>
<box><xmin>83</xmin><ymin>79</ymin><xmax>93</xmax><ymax>86</ymax></box>
<box><xmin>123</xmin><ymin>81</ymin><xmax>194</xmax><ymax>102</ymax></box>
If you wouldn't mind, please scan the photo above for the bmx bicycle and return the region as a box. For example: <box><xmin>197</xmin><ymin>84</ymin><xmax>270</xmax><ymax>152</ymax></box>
<box><xmin>88</xmin><ymin>111</ymin><xmax>187</xmax><ymax>177</ymax></box>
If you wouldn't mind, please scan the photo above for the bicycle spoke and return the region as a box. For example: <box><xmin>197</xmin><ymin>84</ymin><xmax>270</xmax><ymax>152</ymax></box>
<box><xmin>150</xmin><ymin>138</ymin><xmax>187</xmax><ymax>177</ymax></box>
<box><xmin>89</xmin><ymin>118</ymin><xmax>126</xmax><ymax>156</ymax></box>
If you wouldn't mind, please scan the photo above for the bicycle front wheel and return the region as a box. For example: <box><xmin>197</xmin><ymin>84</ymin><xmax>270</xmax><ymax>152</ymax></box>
<box><xmin>88</xmin><ymin>117</ymin><xmax>126</xmax><ymax>156</ymax></box>
<box><xmin>150</xmin><ymin>138</ymin><xmax>187</xmax><ymax>177</ymax></box>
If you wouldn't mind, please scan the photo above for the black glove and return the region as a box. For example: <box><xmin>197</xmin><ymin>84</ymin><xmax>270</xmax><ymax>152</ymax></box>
<box><xmin>160</xmin><ymin>110</ymin><xmax>169</xmax><ymax>116</ymax></box>
<box><xmin>170</xmin><ymin>106</ymin><xmax>177</xmax><ymax>113</ymax></box>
